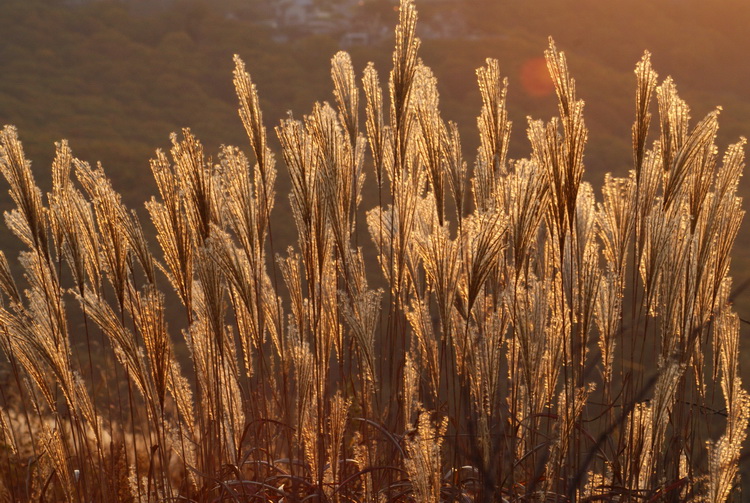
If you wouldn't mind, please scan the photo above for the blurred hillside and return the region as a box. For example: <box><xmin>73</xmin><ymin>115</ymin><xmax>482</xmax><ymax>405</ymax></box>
<box><xmin>2</xmin><ymin>0</ymin><xmax>750</xmax><ymax>310</ymax></box>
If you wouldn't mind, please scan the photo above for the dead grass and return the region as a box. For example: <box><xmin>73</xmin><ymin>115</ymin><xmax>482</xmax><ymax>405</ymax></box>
<box><xmin>0</xmin><ymin>1</ymin><xmax>747</xmax><ymax>501</ymax></box>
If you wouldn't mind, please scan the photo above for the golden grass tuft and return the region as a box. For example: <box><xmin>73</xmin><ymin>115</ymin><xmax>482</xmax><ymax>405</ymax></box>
<box><xmin>0</xmin><ymin>0</ymin><xmax>747</xmax><ymax>501</ymax></box>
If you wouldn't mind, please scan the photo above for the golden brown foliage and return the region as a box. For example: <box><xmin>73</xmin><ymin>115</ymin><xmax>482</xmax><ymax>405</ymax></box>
<box><xmin>0</xmin><ymin>1</ymin><xmax>747</xmax><ymax>501</ymax></box>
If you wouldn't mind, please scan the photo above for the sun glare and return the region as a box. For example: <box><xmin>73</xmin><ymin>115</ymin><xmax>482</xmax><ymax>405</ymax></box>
<box><xmin>520</xmin><ymin>56</ymin><xmax>555</xmax><ymax>97</ymax></box>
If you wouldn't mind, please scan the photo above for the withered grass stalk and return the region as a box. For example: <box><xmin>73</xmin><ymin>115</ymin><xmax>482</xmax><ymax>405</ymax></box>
<box><xmin>0</xmin><ymin>1</ymin><xmax>747</xmax><ymax>501</ymax></box>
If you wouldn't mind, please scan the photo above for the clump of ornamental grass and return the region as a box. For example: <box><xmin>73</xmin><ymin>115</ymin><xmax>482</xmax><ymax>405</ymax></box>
<box><xmin>0</xmin><ymin>0</ymin><xmax>748</xmax><ymax>501</ymax></box>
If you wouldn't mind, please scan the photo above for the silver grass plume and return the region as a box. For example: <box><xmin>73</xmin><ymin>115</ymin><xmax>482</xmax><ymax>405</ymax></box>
<box><xmin>474</xmin><ymin>58</ymin><xmax>511</xmax><ymax>212</ymax></box>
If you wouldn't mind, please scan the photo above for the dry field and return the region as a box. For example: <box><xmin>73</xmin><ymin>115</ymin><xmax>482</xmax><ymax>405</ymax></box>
<box><xmin>0</xmin><ymin>0</ymin><xmax>747</xmax><ymax>501</ymax></box>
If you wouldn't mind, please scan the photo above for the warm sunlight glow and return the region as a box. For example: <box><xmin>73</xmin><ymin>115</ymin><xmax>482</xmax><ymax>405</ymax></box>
<box><xmin>520</xmin><ymin>56</ymin><xmax>555</xmax><ymax>97</ymax></box>
<box><xmin>0</xmin><ymin>0</ymin><xmax>748</xmax><ymax>500</ymax></box>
